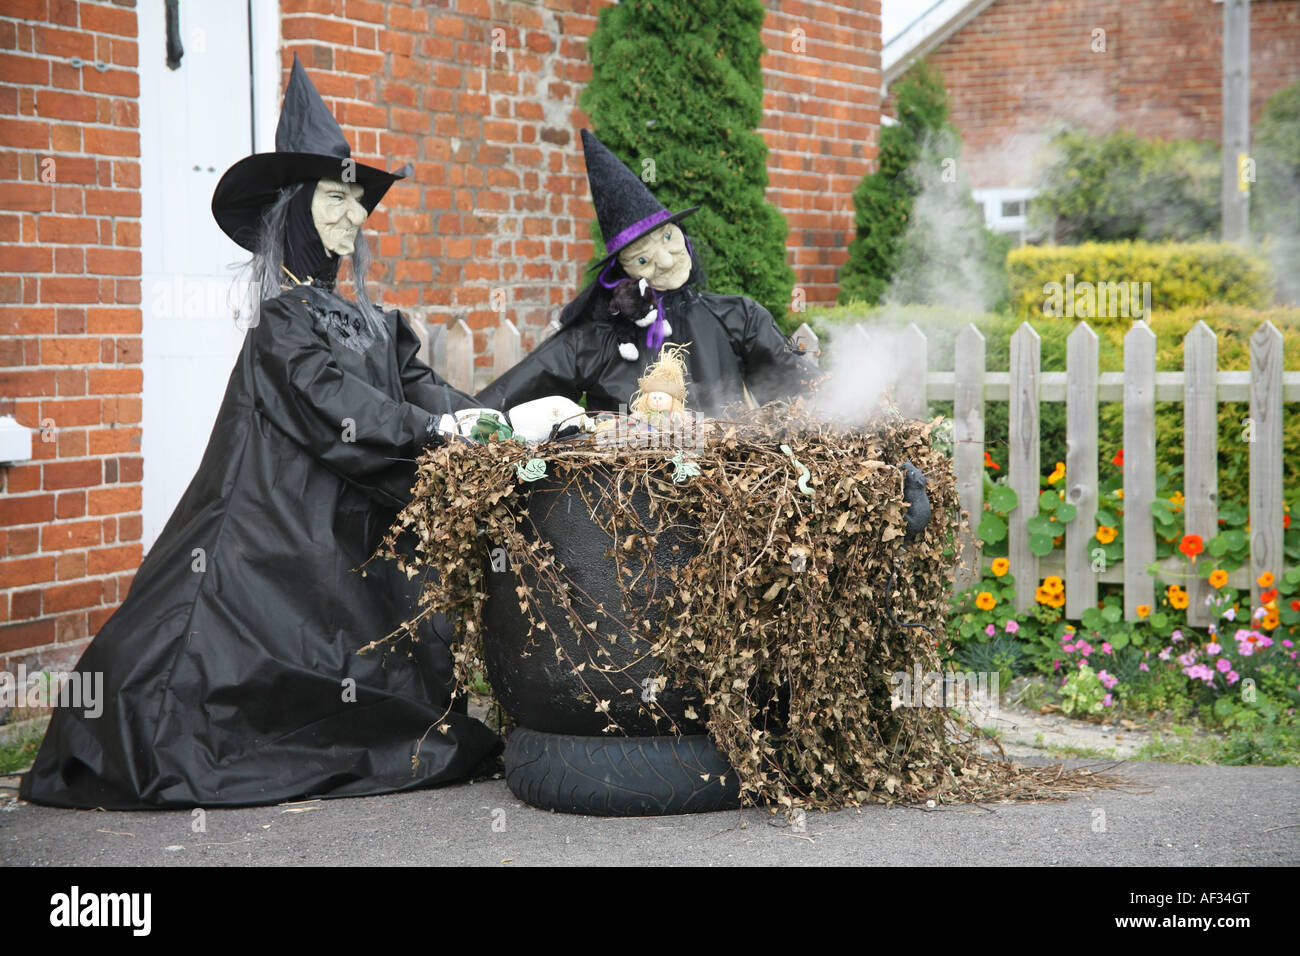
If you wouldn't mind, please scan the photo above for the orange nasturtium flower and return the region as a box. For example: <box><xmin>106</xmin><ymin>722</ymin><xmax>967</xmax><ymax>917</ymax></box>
<box><xmin>1257</xmin><ymin>572</ymin><xmax>1275</xmax><ymax>589</ymax></box>
<box><xmin>1208</xmin><ymin>569</ymin><xmax>1229</xmax><ymax>588</ymax></box>
<box><xmin>975</xmin><ymin>591</ymin><xmax>997</xmax><ymax>611</ymax></box>
<box><xmin>1179</xmin><ymin>534</ymin><xmax>1204</xmax><ymax>559</ymax></box>
<box><xmin>1166</xmin><ymin>585</ymin><xmax>1189</xmax><ymax>610</ymax></box>
<box><xmin>1112</xmin><ymin>448</ymin><xmax>1124</xmax><ymax>467</ymax></box>
<box><xmin>1136</xmin><ymin>604</ymin><xmax>1151</xmax><ymax>619</ymax></box>
<box><xmin>1047</xmin><ymin>461</ymin><xmax>1065</xmax><ymax>484</ymax></box>
<box><xmin>1096</xmin><ymin>526</ymin><xmax>1117</xmax><ymax>544</ymax></box>
<box><xmin>1169</xmin><ymin>491</ymin><xmax>1185</xmax><ymax>508</ymax></box>
<box><xmin>1115</xmin><ymin>488</ymin><xmax>1124</xmax><ymax>499</ymax></box>
<box><xmin>983</xmin><ymin>451</ymin><xmax>1001</xmax><ymax>471</ymax></box>
<box><xmin>991</xmin><ymin>557</ymin><xmax>1010</xmax><ymax>577</ymax></box>
<box><xmin>1042</xmin><ymin>575</ymin><xmax>1065</xmax><ymax>594</ymax></box>
<box><xmin>1260</xmin><ymin>587</ymin><xmax>1279</xmax><ymax>605</ymax></box>
<box><xmin>1262</xmin><ymin>609</ymin><xmax>1281</xmax><ymax>630</ymax></box>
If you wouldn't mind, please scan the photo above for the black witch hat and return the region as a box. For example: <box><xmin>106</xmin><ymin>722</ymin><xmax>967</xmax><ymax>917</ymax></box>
<box><xmin>582</xmin><ymin>129</ymin><xmax>696</xmax><ymax>267</ymax></box>
<box><xmin>211</xmin><ymin>54</ymin><xmax>411</xmax><ymax>251</ymax></box>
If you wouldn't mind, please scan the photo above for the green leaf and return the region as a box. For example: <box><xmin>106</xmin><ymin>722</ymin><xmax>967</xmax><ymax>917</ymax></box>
<box><xmin>988</xmin><ymin>486</ymin><xmax>1018</xmax><ymax>513</ymax></box>
<box><xmin>1149</xmin><ymin>611</ymin><xmax>1168</xmax><ymax>630</ymax></box>
<box><xmin>1056</xmin><ymin>502</ymin><xmax>1078</xmax><ymax>523</ymax></box>
<box><xmin>1095</xmin><ymin>508</ymin><xmax>1117</xmax><ymax>527</ymax></box>
<box><xmin>1207</xmin><ymin>534</ymin><xmax>1230</xmax><ymax>557</ymax></box>
<box><xmin>1026</xmin><ymin>515</ymin><xmax>1055</xmax><ymax>536</ymax></box>
<box><xmin>1101</xmin><ymin>605</ymin><xmax>1122</xmax><ymax>624</ymax></box>
<box><xmin>1029</xmin><ymin>533</ymin><xmax>1055</xmax><ymax>557</ymax></box>
<box><xmin>1130</xmin><ymin>630</ymin><xmax>1145</xmax><ymax>647</ymax></box>
<box><xmin>1109</xmin><ymin>630</ymin><xmax>1130</xmax><ymax>650</ymax></box>
<box><xmin>1223</xmin><ymin>529</ymin><xmax>1247</xmax><ymax>551</ymax></box>
<box><xmin>1038</xmin><ymin>491</ymin><xmax>1058</xmax><ymax>512</ymax></box>
<box><xmin>977</xmin><ymin>513</ymin><xmax>1007</xmax><ymax>544</ymax></box>
<box><xmin>1081</xmin><ymin>607</ymin><xmax>1104</xmax><ymax>631</ymax></box>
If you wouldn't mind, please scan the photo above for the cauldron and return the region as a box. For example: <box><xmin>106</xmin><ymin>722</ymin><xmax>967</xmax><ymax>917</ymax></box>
<box><xmin>482</xmin><ymin>466</ymin><xmax>706</xmax><ymax>735</ymax></box>
<box><xmin>481</xmin><ymin>465</ymin><xmax>740</xmax><ymax>815</ymax></box>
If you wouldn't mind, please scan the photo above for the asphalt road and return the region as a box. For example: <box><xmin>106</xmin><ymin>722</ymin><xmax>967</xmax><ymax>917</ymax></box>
<box><xmin>2</xmin><ymin>758</ymin><xmax>1297</xmax><ymax>866</ymax></box>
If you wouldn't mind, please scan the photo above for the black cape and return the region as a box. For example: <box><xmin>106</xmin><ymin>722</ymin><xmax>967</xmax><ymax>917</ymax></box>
<box><xmin>476</xmin><ymin>282</ymin><xmax>819</xmax><ymax>415</ymax></box>
<box><xmin>20</xmin><ymin>284</ymin><xmax>500</xmax><ymax>809</ymax></box>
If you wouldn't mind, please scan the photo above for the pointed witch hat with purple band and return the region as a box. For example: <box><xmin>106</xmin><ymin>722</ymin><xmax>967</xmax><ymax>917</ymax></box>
<box><xmin>211</xmin><ymin>54</ymin><xmax>412</xmax><ymax>252</ymax></box>
<box><xmin>582</xmin><ymin>129</ymin><xmax>697</xmax><ymax>267</ymax></box>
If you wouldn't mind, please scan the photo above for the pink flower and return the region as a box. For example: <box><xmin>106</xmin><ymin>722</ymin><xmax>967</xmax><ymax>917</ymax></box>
<box><xmin>1283</xmin><ymin>640</ymin><xmax>1294</xmax><ymax>649</ymax></box>
<box><xmin>985</xmin><ymin>624</ymin><xmax>997</xmax><ymax>637</ymax></box>
<box><xmin>1062</xmin><ymin>642</ymin><xmax>1076</xmax><ymax>653</ymax></box>
<box><xmin>1177</xmin><ymin>651</ymin><xmax>1197</xmax><ymax>667</ymax></box>
<box><xmin>1159</xmin><ymin>647</ymin><xmax>1173</xmax><ymax>661</ymax></box>
<box><xmin>1206</xmin><ymin>643</ymin><xmax>1221</xmax><ymax>655</ymax></box>
<box><xmin>1227</xmin><ymin>671</ymin><xmax>1240</xmax><ymax>685</ymax></box>
<box><xmin>1053</xmin><ymin>659</ymin><xmax>1061</xmax><ymax>672</ymax></box>
<box><xmin>1216</xmin><ymin>658</ymin><xmax>1232</xmax><ymax>673</ymax></box>
<box><xmin>1207</xmin><ymin>624</ymin><xmax>1217</xmax><ymax>636</ymax></box>
<box><xmin>1097</xmin><ymin>669</ymin><xmax>1118</xmax><ymax>690</ymax></box>
<box><xmin>1005</xmin><ymin>620</ymin><xmax>1020</xmax><ymax>634</ymax></box>
<box><xmin>1223</xmin><ymin>607</ymin><xmax>1237</xmax><ymax>621</ymax></box>
<box><xmin>1102</xmin><ymin>693</ymin><xmax>1115</xmax><ymax>708</ymax></box>
<box><xmin>1079</xmin><ymin>658</ymin><xmax>1090</xmax><ymax>668</ymax></box>
<box><xmin>1077</xmin><ymin>641</ymin><xmax>1094</xmax><ymax>657</ymax></box>
<box><xmin>1171</xmin><ymin>630</ymin><xmax>1184</xmax><ymax>643</ymax></box>
<box><xmin>1101</xmin><ymin>642</ymin><xmax>1114</xmax><ymax>655</ymax></box>
<box><xmin>1139</xmin><ymin>662</ymin><xmax>1150</xmax><ymax>672</ymax></box>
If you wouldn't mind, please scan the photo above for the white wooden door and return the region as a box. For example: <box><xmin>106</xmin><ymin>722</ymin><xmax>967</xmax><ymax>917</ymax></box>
<box><xmin>139</xmin><ymin>1</ymin><xmax>278</xmax><ymax>550</ymax></box>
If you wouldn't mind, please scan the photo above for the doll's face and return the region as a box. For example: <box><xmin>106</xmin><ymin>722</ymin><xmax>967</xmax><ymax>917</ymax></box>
<box><xmin>311</xmin><ymin>178</ymin><xmax>367</xmax><ymax>256</ymax></box>
<box><xmin>618</xmin><ymin>225</ymin><xmax>690</xmax><ymax>291</ymax></box>
<box><xmin>646</xmin><ymin>390</ymin><xmax>674</xmax><ymax>412</ymax></box>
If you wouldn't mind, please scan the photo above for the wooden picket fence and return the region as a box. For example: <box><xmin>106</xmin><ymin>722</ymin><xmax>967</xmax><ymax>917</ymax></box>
<box><xmin>411</xmin><ymin>312</ymin><xmax>1293</xmax><ymax>627</ymax></box>
<box><xmin>407</xmin><ymin>313</ymin><xmax>526</xmax><ymax>395</ymax></box>
<box><xmin>800</xmin><ymin>318</ymin><xmax>1293</xmax><ymax>626</ymax></box>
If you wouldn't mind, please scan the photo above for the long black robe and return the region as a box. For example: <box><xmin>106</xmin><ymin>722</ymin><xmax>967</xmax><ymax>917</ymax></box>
<box><xmin>476</xmin><ymin>283</ymin><xmax>819</xmax><ymax>416</ymax></box>
<box><xmin>20</xmin><ymin>283</ymin><xmax>499</xmax><ymax>809</ymax></box>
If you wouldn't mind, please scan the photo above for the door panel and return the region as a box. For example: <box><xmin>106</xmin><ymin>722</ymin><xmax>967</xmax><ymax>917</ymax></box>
<box><xmin>139</xmin><ymin>1</ymin><xmax>270</xmax><ymax>549</ymax></box>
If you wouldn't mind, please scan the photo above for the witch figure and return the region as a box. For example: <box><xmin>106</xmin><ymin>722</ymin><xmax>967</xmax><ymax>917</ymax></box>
<box><xmin>476</xmin><ymin>130</ymin><xmax>819</xmax><ymax>417</ymax></box>
<box><xmin>20</xmin><ymin>57</ymin><xmax>500</xmax><ymax>809</ymax></box>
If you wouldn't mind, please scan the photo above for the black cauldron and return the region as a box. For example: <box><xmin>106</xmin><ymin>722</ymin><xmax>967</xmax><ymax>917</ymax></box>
<box><xmin>481</xmin><ymin>465</ymin><xmax>707</xmax><ymax>737</ymax></box>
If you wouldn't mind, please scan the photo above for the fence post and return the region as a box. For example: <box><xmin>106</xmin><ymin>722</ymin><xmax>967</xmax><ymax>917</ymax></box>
<box><xmin>790</xmin><ymin>323</ymin><xmax>820</xmax><ymax>366</ymax></box>
<box><xmin>1184</xmin><ymin>321</ymin><xmax>1219</xmax><ymax>626</ymax></box>
<box><xmin>896</xmin><ymin>323</ymin><xmax>928</xmax><ymax>420</ymax></box>
<box><xmin>953</xmin><ymin>323</ymin><xmax>985</xmax><ymax>590</ymax></box>
<box><xmin>1123</xmin><ymin>321</ymin><xmax>1157</xmax><ymax>620</ymax></box>
<box><xmin>1009</xmin><ymin>322</ymin><xmax>1041</xmax><ymax>612</ymax></box>
<box><xmin>494</xmin><ymin>317</ymin><xmax>521</xmax><ymax>383</ymax></box>
<box><xmin>1065</xmin><ymin>322</ymin><xmax>1099</xmax><ymax>619</ymax></box>
<box><xmin>444</xmin><ymin>319</ymin><xmax>475</xmax><ymax>395</ymax></box>
<box><xmin>1249</xmin><ymin>321</ymin><xmax>1284</xmax><ymax>612</ymax></box>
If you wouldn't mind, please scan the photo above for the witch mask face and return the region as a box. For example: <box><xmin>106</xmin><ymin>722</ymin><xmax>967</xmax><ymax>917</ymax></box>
<box><xmin>311</xmin><ymin>179</ymin><xmax>367</xmax><ymax>256</ymax></box>
<box><xmin>617</xmin><ymin>225</ymin><xmax>690</xmax><ymax>292</ymax></box>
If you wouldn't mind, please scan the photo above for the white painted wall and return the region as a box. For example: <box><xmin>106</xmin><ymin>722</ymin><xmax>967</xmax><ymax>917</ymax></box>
<box><xmin>139</xmin><ymin>1</ymin><xmax>280</xmax><ymax>551</ymax></box>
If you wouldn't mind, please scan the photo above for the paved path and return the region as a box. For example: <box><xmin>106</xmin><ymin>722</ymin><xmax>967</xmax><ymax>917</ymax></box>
<box><xmin>2</xmin><ymin>759</ymin><xmax>1297</xmax><ymax>866</ymax></box>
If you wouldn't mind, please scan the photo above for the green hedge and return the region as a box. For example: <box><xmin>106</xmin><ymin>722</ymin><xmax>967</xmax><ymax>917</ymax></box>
<box><xmin>1006</xmin><ymin>242</ymin><xmax>1274</xmax><ymax>322</ymax></box>
<box><xmin>806</xmin><ymin>303</ymin><xmax>1300</xmax><ymax>507</ymax></box>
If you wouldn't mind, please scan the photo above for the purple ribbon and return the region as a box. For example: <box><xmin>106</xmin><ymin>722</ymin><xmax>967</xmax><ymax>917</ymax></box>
<box><xmin>604</xmin><ymin>208</ymin><xmax>674</xmax><ymax>258</ymax></box>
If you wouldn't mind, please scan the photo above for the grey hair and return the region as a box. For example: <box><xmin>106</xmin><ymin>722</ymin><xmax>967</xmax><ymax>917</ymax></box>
<box><xmin>235</xmin><ymin>182</ymin><xmax>387</xmax><ymax>338</ymax></box>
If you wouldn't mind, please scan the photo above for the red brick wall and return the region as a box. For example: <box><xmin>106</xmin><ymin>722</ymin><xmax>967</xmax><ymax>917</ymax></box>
<box><xmin>885</xmin><ymin>0</ymin><xmax>1300</xmax><ymax>189</ymax></box>
<box><xmin>1</xmin><ymin>0</ymin><xmax>879</xmax><ymax>665</ymax></box>
<box><xmin>0</xmin><ymin>0</ymin><xmax>142</xmax><ymax>673</ymax></box>
<box><xmin>762</xmin><ymin>0</ymin><xmax>881</xmax><ymax>306</ymax></box>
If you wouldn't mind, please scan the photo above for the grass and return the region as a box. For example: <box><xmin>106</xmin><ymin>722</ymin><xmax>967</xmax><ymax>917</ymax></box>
<box><xmin>0</xmin><ymin>731</ymin><xmax>43</xmax><ymax>775</ymax></box>
<box><xmin>1135</xmin><ymin>722</ymin><xmax>1300</xmax><ymax>766</ymax></box>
